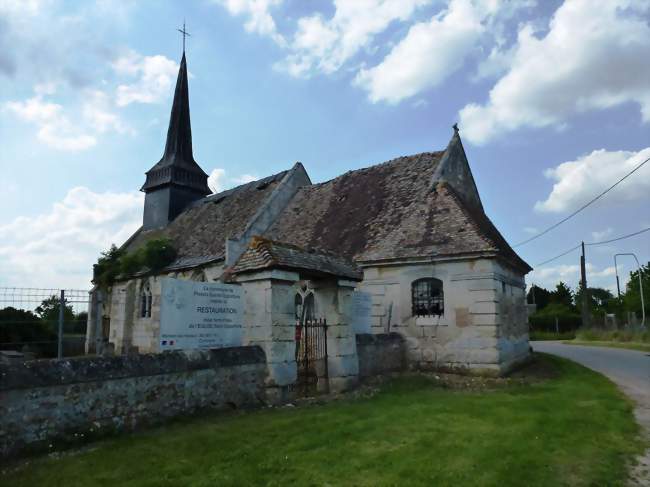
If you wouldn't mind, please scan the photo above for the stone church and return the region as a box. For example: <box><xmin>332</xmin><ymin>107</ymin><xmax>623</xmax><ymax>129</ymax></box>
<box><xmin>86</xmin><ymin>51</ymin><xmax>532</xmax><ymax>392</ymax></box>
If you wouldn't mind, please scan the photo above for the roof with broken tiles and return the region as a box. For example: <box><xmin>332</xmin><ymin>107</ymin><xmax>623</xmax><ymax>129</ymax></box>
<box><xmin>122</xmin><ymin>135</ymin><xmax>531</xmax><ymax>276</ymax></box>
<box><xmin>230</xmin><ymin>237</ymin><xmax>363</xmax><ymax>281</ymax></box>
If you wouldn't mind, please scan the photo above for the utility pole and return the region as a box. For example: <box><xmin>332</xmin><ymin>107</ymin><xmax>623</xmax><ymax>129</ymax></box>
<box><xmin>580</xmin><ymin>242</ymin><xmax>590</xmax><ymax>328</ymax></box>
<box><xmin>614</xmin><ymin>253</ymin><xmax>646</xmax><ymax>328</ymax></box>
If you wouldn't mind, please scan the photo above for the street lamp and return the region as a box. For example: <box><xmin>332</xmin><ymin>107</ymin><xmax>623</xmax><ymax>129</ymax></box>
<box><xmin>614</xmin><ymin>253</ymin><xmax>646</xmax><ymax>328</ymax></box>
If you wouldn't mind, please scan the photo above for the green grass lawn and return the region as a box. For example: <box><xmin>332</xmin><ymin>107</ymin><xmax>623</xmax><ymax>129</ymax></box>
<box><xmin>1</xmin><ymin>354</ymin><xmax>645</xmax><ymax>487</ymax></box>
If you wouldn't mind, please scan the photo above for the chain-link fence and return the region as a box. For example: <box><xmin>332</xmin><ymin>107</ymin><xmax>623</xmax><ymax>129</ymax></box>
<box><xmin>0</xmin><ymin>287</ymin><xmax>91</xmax><ymax>360</ymax></box>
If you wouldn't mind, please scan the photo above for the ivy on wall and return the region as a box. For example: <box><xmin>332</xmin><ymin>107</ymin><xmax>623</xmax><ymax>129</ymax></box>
<box><xmin>93</xmin><ymin>238</ymin><xmax>177</xmax><ymax>288</ymax></box>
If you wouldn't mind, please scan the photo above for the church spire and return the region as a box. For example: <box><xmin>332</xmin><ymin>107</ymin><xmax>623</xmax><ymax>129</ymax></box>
<box><xmin>161</xmin><ymin>51</ymin><xmax>194</xmax><ymax>165</ymax></box>
<box><xmin>141</xmin><ymin>49</ymin><xmax>209</xmax><ymax>194</ymax></box>
<box><xmin>140</xmin><ymin>43</ymin><xmax>210</xmax><ymax>229</ymax></box>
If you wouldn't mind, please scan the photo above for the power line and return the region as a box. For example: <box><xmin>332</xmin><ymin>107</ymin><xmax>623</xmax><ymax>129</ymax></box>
<box><xmin>534</xmin><ymin>226</ymin><xmax>650</xmax><ymax>268</ymax></box>
<box><xmin>514</xmin><ymin>155</ymin><xmax>650</xmax><ymax>248</ymax></box>
<box><xmin>585</xmin><ymin>226</ymin><xmax>650</xmax><ymax>246</ymax></box>
<box><xmin>535</xmin><ymin>244</ymin><xmax>581</xmax><ymax>267</ymax></box>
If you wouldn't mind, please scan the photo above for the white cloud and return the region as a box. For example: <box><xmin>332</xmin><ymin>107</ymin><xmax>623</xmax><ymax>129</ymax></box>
<box><xmin>523</xmin><ymin>226</ymin><xmax>538</xmax><ymax>235</ymax></box>
<box><xmin>278</xmin><ymin>0</ymin><xmax>429</xmax><ymax>78</ymax></box>
<box><xmin>213</xmin><ymin>0</ymin><xmax>285</xmax><ymax>45</ymax></box>
<box><xmin>83</xmin><ymin>89</ymin><xmax>133</xmax><ymax>135</ymax></box>
<box><xmin>354</xmin><ymin>0</ymin><xmax>484</xmax><ymax>104</ymax></box>
<box><xmin>0</xmin><ymin>187</ymin><xmax>143</xmax><ymax>289</ymax></box>
<box><xmin>208</xmin><ymin>168</ymin><xmax>260</xmax><ymax>193</ymax></box>
<box><xmin>354</xmin><ymin>0</ymin><xmax>530</xmax><ymax>104</ymax></box>
<box><xmin>208</xmin><ymin>168</ymin><xmax>226</xmax><ymax>193</ymax></box>
<box><xmin>232</xmin><ymin>173</ymin><xmax>259</xmax><ymax>185</ymax></box>
<box><xmin>535</xmin><ymin>147</ymin><xmax>650</xmax><ymax>213</ymax></box>
<box><xmin>113</xmin><ymin>51</ymin><xmax>179</xmax><ymax>106</ymax></box>
<box><xmin>5</xmin><ymin>95</ymin><xmax>97</xmax><ymax>151</ymax></box>
<box><xmin>5</xmin><ymin>86</ymin><xmax>133</xmax><ymax>151</ymax></box>
<box><xmin>0</xmin><ymin>0</ymin><xmax>50</xmax><ymax>16</ymax></box>
<box><xmin>591</xmin><ymin>228</ymin><xmax>613</xmax><ymax>242</ymax></box>
<box><xmin>459</xmin><ymin>0</ymin><xmax>650</xmax><ymax>144</ymax></box>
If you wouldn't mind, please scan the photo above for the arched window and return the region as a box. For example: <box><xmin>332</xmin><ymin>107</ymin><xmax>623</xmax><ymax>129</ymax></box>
<box><xmin>294</xmin><ymin>291</ymin><xmax>315</xmax><ymax>321</ymax></box>
<box><xmin>294</xmin><ymin>293</ymin><xmax>303</xmax><ymax>320</ymax></box>
<box><xmin>191</xmin><ymin>270</ymin><xmax>206</xmax><ymax>282</ymax></box>
<box><xmin>140</xmin><ymin>281</ymin><xmax>152</xmax><ymax>318</ymax></box>
<box><xmin>412</xmin><ymin>278</ymin><xmax>444</xmax><ymax>317</ymax></box>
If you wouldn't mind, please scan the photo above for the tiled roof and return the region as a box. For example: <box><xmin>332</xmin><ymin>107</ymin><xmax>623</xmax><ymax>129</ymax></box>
<box><xmin>265</xmin><ymin>152</ymin><xmax>531</xmax><ymax>272</ymax></box>
<box><xmin>124</xmin><ymin>171</ymin><xmax>288</xmax><ymax>264</ymax></box>
<box><xmin>231</xmin><ymin>237</ymin><xmax>363</xmax><ymax>280</ymax></box>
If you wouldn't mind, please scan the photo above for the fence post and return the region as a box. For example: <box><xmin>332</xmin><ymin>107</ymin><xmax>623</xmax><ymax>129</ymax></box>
<box><xmin>58</xmin><ymin>289</ymin><xmax>65</xmax><ymax>359</ymax></box>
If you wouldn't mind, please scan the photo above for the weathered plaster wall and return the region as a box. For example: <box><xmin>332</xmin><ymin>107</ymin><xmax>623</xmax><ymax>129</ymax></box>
<box><xmin>237</xmin><ymin>272</ymin><xmax>361</xmax><ymax>399</ymax></box>
<box><xmin>358</xmin><ymin>258</ymin><xmax>529</xmax><ymax>375</ymax></box>
<box><xmin>0</xmin><ymin>347</ymin><xmax>266</xmax><ymax>459</ymax></box>
<box><xmin>239</xmin><ymin>270</ymin><xmax>299</xmax><ymax>402</ymax></box>
<box><xmin>88</xmin><ymin>263</ymin><xmax>224</xmax><ymax>355</ymax></box>
<box><xmin>356</xmin><ymin>333</ymin><xmax>406</xmax><ymax>378</ymax></box>
<box><xmin>312</xmin><ymin>280</ymin><xmax>360</xmax><ymax>392</ymax></box>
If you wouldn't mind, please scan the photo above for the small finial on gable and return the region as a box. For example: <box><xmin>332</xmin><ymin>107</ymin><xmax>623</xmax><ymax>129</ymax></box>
<box><xmin>453</xmin><ymin>123</ymin><xmax>459</xmax><ymax>134</ymax></box>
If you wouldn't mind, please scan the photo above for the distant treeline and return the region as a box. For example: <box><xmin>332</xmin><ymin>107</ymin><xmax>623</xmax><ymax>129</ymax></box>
<box><xmin>0</xmin><ymin>296</ymin><xmax>87</xmax><ymax>357</ymax></box>
<box><xmin>528</xmin><ymin>261</ymin><xmax>648</xmax><ymax>332</ymax></box>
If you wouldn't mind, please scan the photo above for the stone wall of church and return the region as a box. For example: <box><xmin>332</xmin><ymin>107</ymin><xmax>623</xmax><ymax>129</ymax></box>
<box><xmin>357</xmin><ymin>257</ymin><xmax>529</xmax><ymax>375</ymax></box>
<box><xmin>237</xmin><ymin>271</ymin><xmax>360</xmax><ymax>401</ymax></box>
<box><xmin>87</xmin><ymin>263</ymin><xmax>224</xmax><ymax>355</ymax></box>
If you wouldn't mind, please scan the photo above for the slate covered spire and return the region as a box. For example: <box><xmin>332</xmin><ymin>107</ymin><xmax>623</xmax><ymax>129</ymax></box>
<box><xmin>140</xmin><ymin>51</ymin><xmax>211</xmax><ymax>230</ymax></box>
<box><xmin>141</xmin><ymin>52</ymin><xmax>210</xmax><ymax>195</ymax></box>
<box><xmin>431</xmin><ymin>124</ymin><xmax>483</xmax><ymax>211</ymax></box>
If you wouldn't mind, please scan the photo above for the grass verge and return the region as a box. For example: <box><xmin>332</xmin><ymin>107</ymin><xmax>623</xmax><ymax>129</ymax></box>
<box><xmin>530</xmin><ymin>330</ymin><xmax>576</xmax><ymax>341</ymax></box>
<box><xmin>1</xmin><ymin>354</ymin><xmax>644</xmax><ymax>487</ymax></box>
<box><xmin>564</xmin><ymin>340</ymin><xmax>650</xmax><ymax>353</ymax></box>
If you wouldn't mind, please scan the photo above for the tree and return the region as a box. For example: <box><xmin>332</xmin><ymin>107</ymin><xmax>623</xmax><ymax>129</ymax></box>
<box><xmin>0</xmin><ymin>306</ymin><xmax>56</xmax><ymax>349</ymax></box>
<box><xmin>527</xmin><ymin>285</ymin><xmax>551</xmax><ymax>309</ymax></box>
<box><xmin>549</xmin><ymin>282</ymin><xmax>574</xmax><ymax>309</ymax></box>
<box><xmin>622</xmin><ymin>261</ymin><xmax>649</xmax><ymax>317</ymax></box>
<box><xmin>575</xmin><ymin>287</ymin><xmax>615</xmax><ymax>315</ymax></box>
<box><xmin>35</xmin><ymin>295</ymin><xmax>75</xmax><ymax>324</ymax></box>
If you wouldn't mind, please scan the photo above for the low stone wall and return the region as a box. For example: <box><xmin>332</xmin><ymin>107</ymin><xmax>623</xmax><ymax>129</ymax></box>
<box><xmin>356</xmin><ymin>333</ymin><xmax>406</xmax><ymax>378</ymax></box>
<box><xmin>0</xmin><ymin>346</ymin><xmax>266</xmax><ymax>460</ymax></box>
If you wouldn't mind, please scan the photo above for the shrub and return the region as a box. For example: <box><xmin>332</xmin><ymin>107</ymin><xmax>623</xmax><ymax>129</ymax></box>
<box><xmin>92</xmin><ymin>238</ymin><xmax>177</xmax><ymax>288</ymax></box>
<box><xmin>529</xmin><ymin>303</ymin><xmax>581</xmax><ymax>333</ymax></box>
<box><xmin>575</xmin><ymin>328</ymin><xmax>650</xmax><ymax>343</ymax></box>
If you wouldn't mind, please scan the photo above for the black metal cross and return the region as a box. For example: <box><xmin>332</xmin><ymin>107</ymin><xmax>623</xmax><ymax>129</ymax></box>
<box><xmin>177</xmin><ymin>21</ymin><xmax>190</xmax><ymax>53</ymax></box>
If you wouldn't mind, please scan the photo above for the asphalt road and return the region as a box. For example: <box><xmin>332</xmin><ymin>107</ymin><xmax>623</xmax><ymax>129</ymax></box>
<box><xmin>532</xmin><ymin>341</ymin><xmax>650</xmax><ymax>485</ymax></box>
<box><xmin>532</xmin><ymin>341</ymin><xmax>649</xmax><ymax>400</ymax></box>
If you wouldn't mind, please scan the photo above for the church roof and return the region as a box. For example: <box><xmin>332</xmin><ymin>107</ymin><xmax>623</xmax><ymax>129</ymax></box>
<box><xmin>141</xmin><ymin>52</ymin><xmax>210</xmax><ymax>195</ymax></box>
<box><xmin>231</xmin><ymin>237</ymin><xmax>363</xmax><ymax>280</ymax></box>
<box><xmin>121</xmin><ymin>130</ymin><xmax>531</xmax><ymax>276</ymax></box>
<box><xmin>266</xmin><ymin>152</ymin><xmax>531</xmax><ymax>272</ymax></box>
<box><xmin>125</xmin><ymin>170</ymin><xmax>289</xmax><ymax>268</ymax></box>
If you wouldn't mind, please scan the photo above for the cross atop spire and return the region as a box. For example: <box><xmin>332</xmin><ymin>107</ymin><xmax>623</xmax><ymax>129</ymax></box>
<box><xmin>140</xmin><ymin>47</ymin><xmax>209</xmax><ymax>196</ymax></box>
<box><xmin>177</xmin><ymin>20</ymin><xmax>190</xmax><ymax>53</ymax></box>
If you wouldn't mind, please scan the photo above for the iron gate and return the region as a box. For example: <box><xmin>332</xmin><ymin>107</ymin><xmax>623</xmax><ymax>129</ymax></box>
<box><xmin>295</xmin><ymin>318</ymin><xmax>328</xmax><ymax>394</ymax></box>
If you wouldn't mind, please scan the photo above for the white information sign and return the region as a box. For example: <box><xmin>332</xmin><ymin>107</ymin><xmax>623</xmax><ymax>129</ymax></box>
<box><xmin>159</xmin><ymin>278</ymin><xmax>243</xmax><ymax>351</ymax></box>
<box><xmin>351</xmin><ymin>291</ymin><xmax>373</xmax><ymax>334</ymax></box>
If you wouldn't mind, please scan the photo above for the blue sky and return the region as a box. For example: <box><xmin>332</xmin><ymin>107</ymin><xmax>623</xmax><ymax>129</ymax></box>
<box><xmin>0</xmin><ymin>0</ymin><xmax>648</xmax><ymax>292</ymax></box>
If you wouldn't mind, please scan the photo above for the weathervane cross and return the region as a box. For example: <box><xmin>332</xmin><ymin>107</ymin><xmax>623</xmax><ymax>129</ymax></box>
<box><xmin>177</xmin><ymin>21</ymin><xmax>190</xmax><ymax>53</ymax></box>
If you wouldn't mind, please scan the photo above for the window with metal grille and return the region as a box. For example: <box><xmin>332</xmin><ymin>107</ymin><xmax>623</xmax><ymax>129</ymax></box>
<box><xmin>412</xmin><ymin>278</ymin><xmax>444</xmax><ymax>317</ymax></box>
